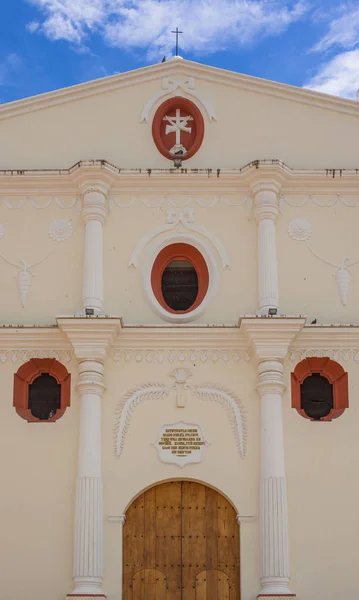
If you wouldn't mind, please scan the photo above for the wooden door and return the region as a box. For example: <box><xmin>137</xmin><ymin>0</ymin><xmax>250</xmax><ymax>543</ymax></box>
<box><xmin>123</xmin><ymin>481</ymin><xmax>240</xmax><ymax>599</ymax></box>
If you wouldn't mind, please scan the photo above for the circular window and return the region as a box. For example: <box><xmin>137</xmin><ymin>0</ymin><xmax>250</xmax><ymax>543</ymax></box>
<box><xmin>151</xmin><ymin>243</ymin><xmax>209</xmax><ymax>314</ymax></box>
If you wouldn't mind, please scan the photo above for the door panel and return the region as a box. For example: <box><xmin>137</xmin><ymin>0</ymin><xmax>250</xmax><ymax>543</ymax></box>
<box><xmin>195</xmin><ymin>570</ymin><xmax>230</xmax><ymax>599</ymax></box>
<box><xmin>133</xmin><ymin>569</ymin><xmax>167</xmax><ymax>599</ymax></box>
<box><xmin>123</xmin><ymin>481</ymin><xmax>240</xmax><ymax>599</ymax></box>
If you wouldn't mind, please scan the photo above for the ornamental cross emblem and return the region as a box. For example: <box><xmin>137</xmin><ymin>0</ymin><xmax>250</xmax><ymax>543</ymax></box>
<box><xmin>163</xmin><ymin>108</ymin><xmax>193</xmax><ymax>156</ymax></box>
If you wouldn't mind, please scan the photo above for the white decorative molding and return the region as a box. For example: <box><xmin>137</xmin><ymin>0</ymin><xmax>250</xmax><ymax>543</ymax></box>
<box><xmin>143</xmin><ymin>232</ymin><xmax>220</xmax><ymax>323</ymax></box>
<box><xmin>110</xmin><ymin>192</ymin><xmax>251</xmax><ymax>210</ymax></box>
<box><xmin>287</xmin><ymin>218</ymin><xmax>312</xmax><ymax>241</ymax></box>
<box><xmin>236</xmin><ymin>514</ymin><xmax>256</xmax><ymax>524</ymax></box>
<box><xmin>288</xmin><ymin>218</ymin><xmax>359</xmax><ymax>306</ymax></box>
<box><xmin>107</xmin><ymin>515</ymin><xmax>126</xmax><ymax>524</ymax></box>
<box><xmin>0</xmin><ymin>195</ymin><xmax>81</xmax><ymax>210</ymax></box>
<box><xmin>111</xmin><ymin>348</ymin><xmax>251</xmax><ymax>364</ymax></box>
<box><xmin>288</xmin><ymin>348</ymin><xmax>359</xmax><ymax>362</ymax></box>
<box><xmin>114</xmin><ymin>369</ymin><xmax>247</xmax><ymax>459</ymax></box>
<box><xmin>48</xmin><ymin>218</ymin><xmax>73</xmax><ymax>242</ymax></box>
<box><xmin>0</xmin><ymin>253</ymin><xmax>52</xmax><ymax>308</ymax></box>
<box><xmin>0</xmin><ymin>216</ymin><xmax>74</xmax><ymax>307</ymax></box>
<box><xmin>192</xmin><ymin>383</ymin><xmax>247</xmax><ymax>458</ymax></box>
<box><xmin>129</xmin><ymin>207</ymin><xmax>230</xmax><ymax>270</ymax></box>
<box><xmin>141</xmin><ymin>76</ymin><xmax>217</xmax><ymax>123</ymax></box>
<box><xmin>153</xmin><ymin>421</ymin><xmax>210</xmax><ymax>467</ymax></box>
<box><xmin>281</xmin><ymin>192</ymin><xmax>359</xmax><ymax>211</ymax></box>
<box><xmin>0</xmin><ymin>349</ymin><xmax>72</xmax><ymax>364</ymax></box>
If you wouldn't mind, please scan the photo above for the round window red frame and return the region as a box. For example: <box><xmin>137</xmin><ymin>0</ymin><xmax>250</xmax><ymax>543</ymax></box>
<box><xmin>152</xmin><ymin>97</ymin><xmax>205</xmax><ymax>161</ymax></box>
<box><xmin>151</xmin><ymin>243</ymin><xmax>209</xmax><ymax>314</ymax></box>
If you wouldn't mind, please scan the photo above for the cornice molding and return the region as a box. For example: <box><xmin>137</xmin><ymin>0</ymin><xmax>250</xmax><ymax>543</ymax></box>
<box><xmin>240</xmin><ymin>317</ymin><xmax>306</xmax><ymax>362</ymax></box>
<box><xmin>1</xmin><ymin>161</ymin><xmax>359</xmax><ymax>197</ymax></box>
<box><xmin>2</xmin><ymin>322</ymin><xmax>359</xmax><ymax>363</ymax></box>
<box><xmin>1</xmin><ymin>58</ymin><xmax>359</xmax><ymax>122</ymax></box>
<box><xmin>57</xmin><ymin>317</ymin><xmax>121</xmax><ymax>361</ymax></box>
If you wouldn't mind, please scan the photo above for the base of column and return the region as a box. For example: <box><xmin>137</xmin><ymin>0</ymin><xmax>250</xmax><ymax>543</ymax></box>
<box><xmin>257</xmin><ymin>594</ymin><xmax>297</xmax><ymax>600</ymax></box>
<box><xmin>67</xmin><ymin>595</ymin><xmax>106</xmax><ymax>599</ymax></box>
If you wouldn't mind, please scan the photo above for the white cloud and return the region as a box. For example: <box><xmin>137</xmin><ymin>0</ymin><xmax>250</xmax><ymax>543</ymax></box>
<box><xmin>311</xmin><ymin>5</ymin><xmax>359</xmax><ymax>53</ymax></box>
<box><xmin>0</xmin><ymin>54</ymin><xmax>22</xmax><ymax>86</ymax></box>
<box><xmin>26</xmin><ymin>0</ymin><xmax>308</xmax><ymax>57</ymax></box>
<box><xmin>304</xmin><ymin>48</ymin><xmax>359</xmax><ymax>99</ymax></box>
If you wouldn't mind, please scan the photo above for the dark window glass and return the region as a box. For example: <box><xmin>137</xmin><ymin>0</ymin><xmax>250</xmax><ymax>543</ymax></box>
<box><xmin>161</xmin><ymin>259</ymin><xmax>198</xmax><ymax>311</ymax></box>
<box><xmin>300</xmin><ymin>373</ymin><xmax>334</xmax><ymax>420</ymax></box>
<box><xmin>28</xmin><ymin>373</ymin><xmax>61</xmax><ymax>420</ymax></box>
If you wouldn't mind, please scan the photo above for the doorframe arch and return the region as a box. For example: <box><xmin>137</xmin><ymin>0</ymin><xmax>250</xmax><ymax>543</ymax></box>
<box><xmin>122</xmin><ymin>477</ymin><xmax>240</xmax><ymax>515</ymax></box>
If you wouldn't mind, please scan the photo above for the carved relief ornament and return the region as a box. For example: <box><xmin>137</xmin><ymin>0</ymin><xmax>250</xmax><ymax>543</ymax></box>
<box><xmin>141</xmin><ymin>76</ymin><xmax>217</xmax><ymax>123</ymax></box>
<box><xmin>114</xmin><ymin>369</ymin><xmax>247</xmax><ymax>459</ymax></box>
<box><xmin>129</xmin><ymin>207</ymin><xmax>230</xmax><ymax>269</ymax></box>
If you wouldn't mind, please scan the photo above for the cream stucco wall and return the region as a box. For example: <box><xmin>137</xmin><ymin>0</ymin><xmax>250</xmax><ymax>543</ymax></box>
<box><xmin>1</xmin><ymin>60</ymin><xmax>359</xmax><ymax>170</ymax></box>
<box><xmin>0</xmin><ymin>359</ymin><xmax>78</xmax><ymax>600</ymax></box>
<box><xmin>278</xmin><ymin>200</ymin><xmax>359</xmax><ymax>323</ymax></box>
<box><xmin>1</xmin><ymin>351</ymin><xmax>358</xmax><ymax>600</ymax></box>
<box><xmin>283</xmin><ymin>357</ymin><xmax>359</xmax><ymax>598</ymax></box>
<box><xmin>0</xmin><ymin>201</ymin><xmax>83</xmax><ymax>324</ymax></box>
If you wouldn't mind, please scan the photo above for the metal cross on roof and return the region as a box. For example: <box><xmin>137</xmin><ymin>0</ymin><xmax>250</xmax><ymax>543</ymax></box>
<box><xmin>171</xmin><ymin>27</ymin><xmax>183</xmax><ymax>56</ymax></box>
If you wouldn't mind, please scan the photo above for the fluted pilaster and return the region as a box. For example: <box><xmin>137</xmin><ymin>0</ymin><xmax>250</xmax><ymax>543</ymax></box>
<box><xmin>58</xmin><ymin>318</ymin><xmax>121</xmax><ymax>600</ymax></box>
<box><xmin>73</xmin><ymin>477</ymin><xmax>103</xmax><ymax>586</ymax></box>
<box><xmin>240</xmin><ymin>318</ymin><xmax>305</xmax><ymax>600</ymax></box>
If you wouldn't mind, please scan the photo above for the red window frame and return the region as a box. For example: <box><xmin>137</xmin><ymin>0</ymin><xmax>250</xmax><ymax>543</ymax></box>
<box><xmin>13</xmin><ymin>358</ymin><xmax>71</xmax><ymax>423</ymax></box>
<box><xmin>291</xmin><ymin>357</ymin><xmax>348</xmax><ymax>421</ymax></box>
<box><xmin>151</xmin><ymin>243</ymin><xmax>209</xmax><ymax>314</ymax></box>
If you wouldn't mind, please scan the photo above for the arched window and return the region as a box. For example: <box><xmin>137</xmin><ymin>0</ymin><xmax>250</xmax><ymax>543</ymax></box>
<box><xmin>14</xmin><ymin>358</ymin><xmax>71</xmax><ymax>423</ymax></box>
<box><xmin>291</xmin><ymin>357</ymin><xmax>348</xmax><ymax>421</ymax></box>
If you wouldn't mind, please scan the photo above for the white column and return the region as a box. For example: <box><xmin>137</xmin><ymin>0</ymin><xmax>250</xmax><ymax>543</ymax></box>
<box><xmin>82</xmin><ymin>188</ymin><xmax>109</xmax><ymax>315</ymax></box>
<box><xmin>253</xmin><ymin>182</ymin><xmax>280</xmax><ymax>314</ymax></box>
<box><xmin>71</xmin><ymin>359</ymin><xmax>105</xmax><ymax>597</ymax></box>
<box><xmin>240</xmin><ymin>318</ymin><xmax>305</xmax><ymax>600</ymax></box>
<box><xmin>257</xmin><ymin>359</ymin><xmax>292</xmax><ymax>597</ymax></box>
<box><xmin>58</xmin><ymin>318</ymin><xmax>121</xmax><ymax>600</ymax></box>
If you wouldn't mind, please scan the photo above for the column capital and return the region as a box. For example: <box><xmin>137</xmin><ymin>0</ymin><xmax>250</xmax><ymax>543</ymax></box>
<box><xmin>251</xmin><ymin>180</ymin><xmax>281</xmax><ymax>223</ymax></box>
<box><xmin>57</xmin><ymin>317</ymin><xmax>121</xmax><ymax>362</ymax></box>
<box><xmin>257</xmin><ymin>359</ymin><xmax>287</xmax><ymax>396</ymax></box>
<box><xmin>250</xmin><ymin>177</ymin><xmax>282</xmax><ymax>196</ymax></box>
<box><xmin>81</xmin><ymin>185</ymin><xmax>110</xmax><ymax>224</ymax></box>
<box><xmin>240</xmin><ymin>317</ymin><xmax>305</xmax><ymax>362</ymax></box>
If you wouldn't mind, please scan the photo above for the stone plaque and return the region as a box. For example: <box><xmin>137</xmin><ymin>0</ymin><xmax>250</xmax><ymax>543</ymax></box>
<box><xmin>153</xmin><ymin>422</ymin><xmax>210</xmax><ymax>468</ymax></box>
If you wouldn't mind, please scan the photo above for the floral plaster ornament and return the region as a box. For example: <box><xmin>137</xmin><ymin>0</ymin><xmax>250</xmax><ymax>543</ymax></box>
<box><xmin>288</xmin><ymin>218</ymin><xmax>312</xmax><ymax>241</ymax></box>
<box><xmin>48</xmin><ymin>219</ymin><xmax>73</xmax><ymax>242</ymax></box>
<box><xmin>287</xmin><ymin>217</ymin><xmax>359</xmax><ymax>306</ymax></box>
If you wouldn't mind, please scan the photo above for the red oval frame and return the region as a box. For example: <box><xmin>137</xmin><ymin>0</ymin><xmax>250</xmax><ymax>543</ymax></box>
<box><xmin>152</xmin><ymin>97</ymin><xmax>205</xmax><ymax>160</ymax></box>
<box><xmin>151</xmin><ymin>243</ymin><xmax>209</xmax><ymax>314</ymax></box>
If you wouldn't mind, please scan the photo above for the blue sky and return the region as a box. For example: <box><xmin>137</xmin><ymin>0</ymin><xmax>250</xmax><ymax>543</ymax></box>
<box><xmin>1</xmin><ymin>0</ymin><xmax>359</xmax><ymax>104</ymax></box>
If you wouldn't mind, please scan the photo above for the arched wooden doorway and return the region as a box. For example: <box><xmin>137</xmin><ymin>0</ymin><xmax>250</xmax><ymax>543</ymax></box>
<box><xmin>123</xmin><ymin>481</ymin><xmax>240</xmax><ymax>599</ymax></box>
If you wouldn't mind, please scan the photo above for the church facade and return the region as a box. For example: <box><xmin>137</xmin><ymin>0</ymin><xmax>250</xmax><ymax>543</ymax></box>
<box><xmin>1</xmin><ymin>57</ymin><xmax>358</xmax><ymax>600</ymax></box>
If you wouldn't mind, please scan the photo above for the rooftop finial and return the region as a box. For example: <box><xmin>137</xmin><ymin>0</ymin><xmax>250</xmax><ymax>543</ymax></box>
<box><xmin>171</xmin><ymin>27</ymin><xmax>183</xmax><ymax>57</ymax></box>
